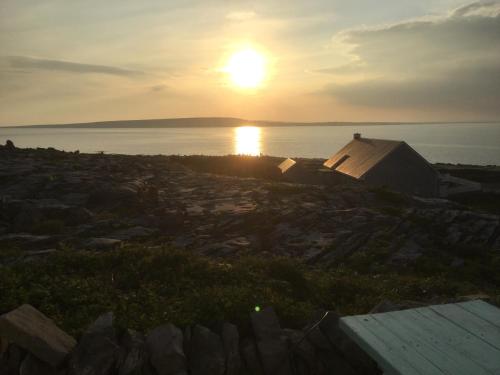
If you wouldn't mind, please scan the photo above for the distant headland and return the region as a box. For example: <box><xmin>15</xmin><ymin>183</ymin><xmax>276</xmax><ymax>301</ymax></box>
<box><xmin>8</xmin><ymin>117</ymin><xmax>490</xmax><ymax>128</ymax></box>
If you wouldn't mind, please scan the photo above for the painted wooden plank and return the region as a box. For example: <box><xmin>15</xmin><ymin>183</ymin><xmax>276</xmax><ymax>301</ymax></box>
<box><xmin>340</xmin><ymin>302</ymin><xmax>500</xmax><ymax>375</ymax></box>
<box><xmin>398</xmin><ymin>307</ymin><xmax>495</xmax><ymax>373</ymax></box>
<box><xmin>414</xmin><ymin>306</ymin><xmax>500</xmax><ymax>374</ymax></box>
<box><xmin>339</xmin><ymin>316</ymin><xmax>422</xmax><ymax>375</ymax></box>
<box><xmin>429</xmin><ymin>303</ymin><xmax>500</xmax><ymax>350</ymax></box>
<box><xmin>401</xmin><ymin>308</ymin><xmax>494</xmax><ymax>374</ymax></box>
<box><xmin>371</xmin><ymin>310</ymin><xmax>485</xmax><ymax>375</ymax></box>
<box><xmin>340</xmin><ymin>315</ymin><xmax>440</xmax><ymax>375</ymax></box>
<box><xmin>457</xmin><ymin>300</ymin><xmax>500</xmax><ymax>329</ymax></box>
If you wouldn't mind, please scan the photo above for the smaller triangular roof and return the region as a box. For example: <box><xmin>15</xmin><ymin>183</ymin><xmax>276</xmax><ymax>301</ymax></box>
<box><xmin>323</xmin><ymin>137</ymin><xmax>404</xmax><ymax>179</ymax></box>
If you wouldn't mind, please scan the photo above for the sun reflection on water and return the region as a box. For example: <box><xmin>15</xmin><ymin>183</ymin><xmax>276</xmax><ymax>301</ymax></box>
<box><xmin>234</xmin><ymin>126</ymin><xmax>261</xmax><ymax>156</ymax></box>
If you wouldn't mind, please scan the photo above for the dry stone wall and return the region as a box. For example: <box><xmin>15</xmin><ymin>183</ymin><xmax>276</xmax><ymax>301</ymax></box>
<box><xmin>0</xmin><ymin>305</ymin><xmax>381</xmax><ymax>375</ymax></box>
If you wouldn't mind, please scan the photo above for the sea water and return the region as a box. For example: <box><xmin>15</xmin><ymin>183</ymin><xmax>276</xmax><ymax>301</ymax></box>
<box><xmin>1</xmin><ymin>123</ymin><xmax>499</xmax><ymax>165</ymax></box>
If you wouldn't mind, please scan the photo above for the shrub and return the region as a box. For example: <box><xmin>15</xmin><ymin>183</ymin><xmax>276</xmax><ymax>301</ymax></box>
<box><xmin>0</xmin><ymin>244</ymin><xmax>498</xmax><ymax>336</ymax></box>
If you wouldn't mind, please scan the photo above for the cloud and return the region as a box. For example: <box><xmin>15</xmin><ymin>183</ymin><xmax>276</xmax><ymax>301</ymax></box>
<box><xmin>4</xmin><ymin>56</ymin><xmax>144</xmax><ymax>77</ymax></box>
<box><xmin>225</xmin><ymin>11</ymin><xmax>256</xmax><ymax>21</ymax></box>
<box><xmin>319</xmin><ymin>1</ymin><xmax>500</xmax><ymax>117</ymax></box>
<box><xmin>452</xmin><ymin>1</ymin><xmax>500</xmax><ymax>17</ymax></box>
<box><xmin>326</xmin><ymin>61</ymin><xmax>500</xmax><ymax>112</ymax></box>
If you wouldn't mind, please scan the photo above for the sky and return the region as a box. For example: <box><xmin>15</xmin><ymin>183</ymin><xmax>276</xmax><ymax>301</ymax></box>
<box><xmin>1</xmin><ymin>0</ymin><xmax>499</xmax><ymax>125</ymax></box>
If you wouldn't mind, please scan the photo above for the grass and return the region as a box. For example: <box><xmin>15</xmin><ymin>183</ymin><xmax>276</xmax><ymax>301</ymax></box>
<box><xmin>1</xmin><ymin>244</ymin><xmax>499</xmax><ymax>338</ymax></box>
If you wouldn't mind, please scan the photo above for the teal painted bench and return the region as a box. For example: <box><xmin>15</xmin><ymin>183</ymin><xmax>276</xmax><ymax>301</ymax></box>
<box><xmin>339</xmin><ymin>300</ymin><xmax>500</xmax><ymax>375</ymax></box>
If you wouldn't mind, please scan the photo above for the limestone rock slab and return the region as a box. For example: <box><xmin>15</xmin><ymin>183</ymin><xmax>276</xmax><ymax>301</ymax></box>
<box><xmin>0</xmin><ymin>304</ymin><xmax>76</xmax><ymax>367</ymax></box>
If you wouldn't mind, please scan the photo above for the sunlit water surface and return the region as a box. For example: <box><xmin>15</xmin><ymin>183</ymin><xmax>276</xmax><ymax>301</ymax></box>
<box><xmin>1</xmin><ymin>123</ymin><xmax>500</xmax><ymax>165</ymax></box>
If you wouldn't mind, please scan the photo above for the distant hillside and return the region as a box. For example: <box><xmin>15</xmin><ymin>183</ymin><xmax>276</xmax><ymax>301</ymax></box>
<box><xmin>16</xmin><ymin>117</ymin><xmax>428</xmax><ymax>128</ymax></box>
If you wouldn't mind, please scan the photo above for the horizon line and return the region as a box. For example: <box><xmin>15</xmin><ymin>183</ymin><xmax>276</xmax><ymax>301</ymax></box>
<box><xmin>2</xmin><ymin>116</ymin><xmax>500</xmax><ymax>128</ymax></box>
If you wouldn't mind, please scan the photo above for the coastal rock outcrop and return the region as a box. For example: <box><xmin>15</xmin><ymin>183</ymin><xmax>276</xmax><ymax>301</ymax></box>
<box><xmin>0</xmin><ymin>147</ymin><xmax>499</xmax><ymax>267</ymax></box>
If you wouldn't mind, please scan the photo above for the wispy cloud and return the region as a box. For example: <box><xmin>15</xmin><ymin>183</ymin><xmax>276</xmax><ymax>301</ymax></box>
<box><xmin>5</xmin><ymin>56</ymin><xmax>144</xmax><ymax>77</ymax></box>
<box><xmin>452</xmin><ymin>0</ymin><xmax>500</xmax><ymax>17</ymax></box>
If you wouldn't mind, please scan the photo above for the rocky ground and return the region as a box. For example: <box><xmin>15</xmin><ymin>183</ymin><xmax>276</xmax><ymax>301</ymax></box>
<box><xmin>1</xmin><ymin>145</ymin><xmax>499</xmax><ymax>266</ymax></box>
<box><xmin>2</xmin><ymin>143</ymin><xmax>500</xmax><ymax>375</ymax></box>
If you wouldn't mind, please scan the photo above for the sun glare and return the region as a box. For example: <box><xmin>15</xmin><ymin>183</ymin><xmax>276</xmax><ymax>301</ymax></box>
<box><xmin>225</xmin><ymin>49</ymin><xmax>266</xmax><ymax>89</ymax></box>
<box><xmin>234</xmin><ymin>126</ymin><xmax>261</xmax><ymax>155</ymax></box>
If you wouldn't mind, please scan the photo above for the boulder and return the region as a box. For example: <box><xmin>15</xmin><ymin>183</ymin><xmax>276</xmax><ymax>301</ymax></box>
<box><xmin>118</xmin><ymin>329</ymin><xmax>148</xmax><ymax>375</ymax></box>
<box><xmin>282</xmin><ymin>329</ymin><xmax>317</xmax><ymax>375</ymax></box>
<box><xmin>183</xmin><ymin>326</ymin><xmax>192</xmax><ymax>362</ymax></box>
<box><xmin>250</xmin><ymin>307</ymin><xmax>282</xmax><ymax>341</ymax></box>
<box><xmin>303</xmin><ymin>321</ymin><xmax>331</xmax><ymax>352</ymax></box>
<box><xmin>0</xmin><ymin>304</ymin><xmax>76</xmax><ymax>367</ymax></box>
<box><xmin>302</xmin><ymin>316</ymin><xmax>360</xmax><ymax>375</ymax></box>
<box><xmin>146</xmin><ymin>324</ymin><xmax>186</xmax><ymax>375</ymax></box>
<box><xmin>256</xmin><ymin>339</ymin><xmax>292</xmax><ymax>375</ymax></box>
<box><xmin>240</xmin><ymin>339</ymin><xmax>263</xmax><ymax>375</ymax></box>
<box><xmin>0</xmin><ymin>336</ymin><xmax>8</xmax><ymax>355</ymax></box>
<box><xmin>68</xmin><ymin>312</ymin><xmax>120</xmax><ymax>375</ymax></box>
<box><xmin>221</xmin><ymin>323</ymin><xmax>241</xmax><ymax>375</ymax></box>
<box><xmin>189</xmin><ymin>325</ymin><xmax>225</xmax><ymax>375</ymax></box>
<box><xmin>1</xmin><ymin>344</ymin><xmax>26</xmax><ymax>375</ymax></box>
<box><xmin>250</xmin><ymin>307</ymin><xmax>292</xmax><ymax>375</ymax></box>
<box><xmin>20</xmin><ymin>353</ymin><xmax>55</xmax><ymax>375</ymax></box>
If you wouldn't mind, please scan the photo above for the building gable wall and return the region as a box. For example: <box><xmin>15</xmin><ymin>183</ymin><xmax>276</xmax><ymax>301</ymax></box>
<box><xmin>363</xmin><ymin>144</ymin><xmax>440</xmax><ymax>197</ymax></box>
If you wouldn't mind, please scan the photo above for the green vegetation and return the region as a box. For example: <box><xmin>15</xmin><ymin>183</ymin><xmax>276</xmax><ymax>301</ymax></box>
<box><xmin>1</xmin><ymin>244</ymin><xmax>499</xmax><ymax>337</ymax></box>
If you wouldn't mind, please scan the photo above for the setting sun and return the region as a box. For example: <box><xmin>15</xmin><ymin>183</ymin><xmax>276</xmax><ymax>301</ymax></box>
<box><xmin>225</xmin><ymin>49</ymin><xmax>266</xmax><ymax>89</ymax></box>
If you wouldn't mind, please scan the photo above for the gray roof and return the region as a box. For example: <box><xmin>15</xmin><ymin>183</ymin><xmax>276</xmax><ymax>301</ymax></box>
<box><xmin>323</xmin><ymin>138</ymin><xmax>405</xmax><ymax>179</ymax></box>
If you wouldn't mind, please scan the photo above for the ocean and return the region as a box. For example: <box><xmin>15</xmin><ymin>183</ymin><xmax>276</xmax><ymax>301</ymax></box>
<box><xmin>1</xmin><ymin>123</ymin><xmax>499</xmax><ymax>165</ymax></box>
